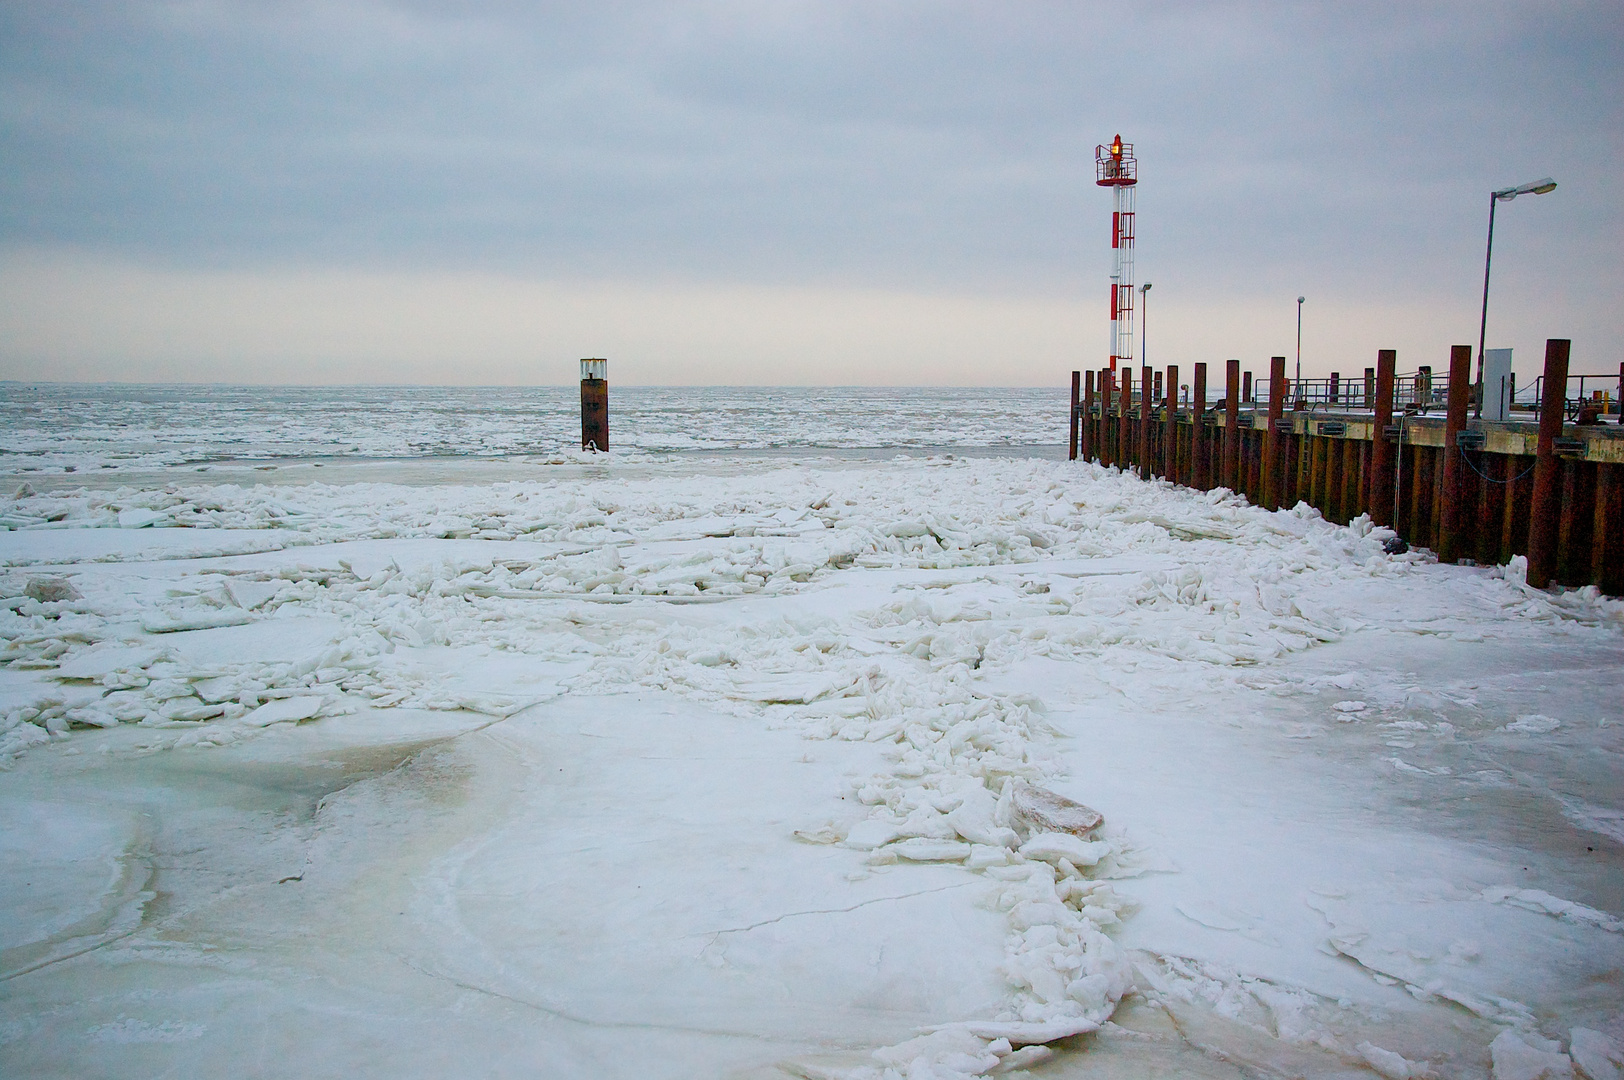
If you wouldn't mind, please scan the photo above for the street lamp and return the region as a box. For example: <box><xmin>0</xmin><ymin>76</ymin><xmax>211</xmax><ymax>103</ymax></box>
<box><xmin>1296</xmin><ymin>296</ymin><xmax>1305</xmax><ymax>398</ymax></box>
<box><xmin>1140</xmin><ymin>283</ymin><xmax>1152</xmax><ymax>367</ymax></box>
<box><xmin>1476</xmin><ymin>178</ymin><xmax>1557</xmax><ymax>414</ymax></box>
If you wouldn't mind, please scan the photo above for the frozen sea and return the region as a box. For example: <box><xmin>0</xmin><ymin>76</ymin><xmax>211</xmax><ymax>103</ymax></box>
<box><xmin>1</xmin><ymin>384</ymin><xmax>1621</xmax><ymax>1080</ymax></box>
<box><xmin>0</xmin><ymin>384</ymin><xmax>1066</xmax><ymax>474</ymax></box>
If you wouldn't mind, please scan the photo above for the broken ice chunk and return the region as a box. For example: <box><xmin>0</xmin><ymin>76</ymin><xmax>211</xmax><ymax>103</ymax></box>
<box><xmin>944</xmin><ymin>784</ymin><xmax>1020</xmax><ymax>849</ymax></box>
<box><xmin>1489</xmin><ymin>1030</ymin><xmax>1574</xmax><ymax>1080</ymax></box>
<box><xmin>142</xmin><ymin>610</ymin><xmax>254</xmax><ymax>633</ymax></box>
<box><xmin>1018</xmin><ymin>832</ymin><xmax>1109</xmax><ymax>867</ymax></box>
<box><xmin>842</xmin><ymin>819</ymin><xmax>900</xmax><ymax>850</ymax></box>
<box><xmin>117</xmin><ymin>508</ymin><xmax>172</xmax><ymax>529</ymax></box>
<box><xmin>791</xmin><ymin>824</ymin><xmax>843</xmax><ymax>845</ymax></box>
<box><xmin>886</xmin><ymin>838</ymin><xmax>971</xmax><ymax>862</ymax></box>
<box><xmin>967</xmin><ymin>844</ymin><xmax>1010</xmax><ymax>869</ymax></box>
<box><xmin>1505</xmin><ymin>715</ymin><xmax>1560</xmax><ymax>734</ymax></box>
<box><xmin>225</xmin><ymin>579</ymin><xmax>283</xmax><ymax>610</ymax></box>
<box><xmin>52</xmin><ymin>644</ymin><xmax>164</xmax><ymax>681</ymax></box>
<box><xmin>1356</xmin><ymin>1041</ymin><xmax>1431</xmax><ymax>1080</ymax></box>
<box><xmin>1008</xmin><ymin>779</ymin><xmax>1103</xmax><ymax>839</ymax></box>
<box><xmin>1570</xmin><ymin>1028</ymin><xmax>1622</xmax><ymax>1080</ymax></box>
<box><xmin>933</xmin><ymin>1017</ymin><xmax>1098</xmax><ymax>1045</ymax></box>
<box><xmin>997</xmin><ymin>1045</ymin><xmax>1055</xmax><ymax>1070</ymax></box>
<box><xmin>240</xmin><ymin>697</ymin><xmax>325</xmax><ymax>727</ymax></box>
<box><xmin>25</xmin><ymin>577</ymin><xmax>81</xmax><ymax>603</ymax></box>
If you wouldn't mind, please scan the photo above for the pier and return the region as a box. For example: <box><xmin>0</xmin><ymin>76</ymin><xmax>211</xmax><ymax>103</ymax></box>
<box><xmin>1070</xmin><ymin>341</ymin><xmax>1624</xmax><ymax>595</ymax></box>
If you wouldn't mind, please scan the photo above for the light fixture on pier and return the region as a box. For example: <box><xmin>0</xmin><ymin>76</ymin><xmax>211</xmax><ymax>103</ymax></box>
<box><xmin>1476</xmin><ymin>178</ymin><xmax>1557</xmax><ymax>415</ymax></box>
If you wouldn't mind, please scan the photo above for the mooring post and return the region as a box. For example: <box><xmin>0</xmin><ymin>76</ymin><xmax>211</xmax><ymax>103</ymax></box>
<box><xmin>1192</xmin><ymin>363</ymin><xmax>1209</xmax><ymax>489</ymax></box>
<box><xmin>1243</xmin><ymin>370</ymin><xmax>1253</xmax><ymax>404</ymax></box>
<box><xmin>1286</xmin><ymin>378</ymin><xmax>1299</xmax><ymax>506</ymax></box>
<box><xmin>1263</xmin><ymin>356</ymin><xmax>1286</xmax><ymax>509</ymax></box>
<box><xmin>580</xmin><ymin>358</ymin><xmax>608</xmax><ymax>451</ymax></box>
<box><xmin>1069</xmin><ymin>370</ymin><xmax>1081</xmax><ymax>461</ymax></box>
<box><xmin>1081</xmin><ymin>372</ymin><xmax>1095</xmax><ymax>462</ymax></box>
<box><xmin>1595</xmin><ymin>464</ymin><xmax>1623</xmax><ymax>594</ymax></box>
<box><xmin>1370</xmin><ymin>350</ymin><xmax>1396</xmax><ymax>526</ymax></box>
<box><xmin>1478</xmin><ymin>452</ymin><xmax>1505</xmax><ymax>565</ymax></box>
<box><xmin>1103</xmin><ymin>368</ymin><xmax>1116</xmax><ymax>466</ymax></box>
<box><xmin>1329</xmin><ymin>371</ymin><xmax>1340</xmax><ymax>405</ymax></box>
<box><xmin>1364</xmin><ymin>367</ymin><xmax>1376</xmax><ymax>409</ymax></box>
<box><xmin>1557</xmin><ymin>456</ymin><xmax>1587</xmax><ymax>584</ymax></box>
<box><xmin>1139</xmin><ymin>365</ymin><xmax>1154</xmax><ymax>477</ymax></box>
<box><xmin>1163</xmin><ymin>364</ymin><xmax>1178</xmax><ymax>480</ymax></box>
<box><xmin>1527</xmin><ymin>338</ymin><xmax>1572</xmax><ymax>588</ymax></box>
<box><xmin>1099</xmin><ymin>369</ymin><xmax>1108</xmax><ymax>463</ymax></box>
<box><xmin>1340</xmin><ymin>438</ymin><xmax>1359</xmax><ymax>523</ymax></box>
<box><xmin>1308</xmin><ymin>418</ymin><xmax>1324</xmax><ymax>508</ymax></box>
<box><xmin>1119</xmin><ymin>366</ymin><xmax>1133</xmax><ymax>471</ymax></box>
<box><xmin>1439</xmin><ymin>344</ymin><xmax>1473</xmax><ymax>562</ymax></box>
<box><xmin>1224</xmin><ymin>359</ymin><xmax>1241</xmax><ymax>491</ymax></box>
<box><xmin>1104</xmin><ymin>368</ymin><xmax>1115</xmax><ymax>467</ymax></box>
<box><xmin>1618</xmin><ymin>362</ymin><xmax>1623</xmax><ymax>423</ymax></box>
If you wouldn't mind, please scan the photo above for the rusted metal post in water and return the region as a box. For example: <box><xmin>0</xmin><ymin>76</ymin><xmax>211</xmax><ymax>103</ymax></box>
<box><xmin>1224</xmin><ymin>360</ymin><xmax>1240</xmax><ymax>491</ymax></box>
<box><xmin>1192</xmin><ymin>362</ymin><xmax>1209</xmax><ymax>489</ymax></box>
<box><xmin>1140</xmin><ymin>365</ymin><xmax>1154</xmax><ymax>477</ymax></box>
<box><xmin>1527</xmin><ymin>338</ymin><xmax>1571</xmax><ymax>588</ymax></box>
<box><xmin>1069</xmin><ymin>371</ymin><xmax>1081</xmax><ymax>461</ymax></box>
<box><xmin>1369</xmin><ymin>350</ymin><xmax>1396</xmax><ymax>526</ymax></box>
<box><xmin>1439</xmin><ymin>344</ymin><xmax>1473</xmax><ymax>562</ymax></box>
<box><xmin>1262</xmin><ymin>356</ymin><xmax>1286</xmax><ymax>509</ymax></box>
<box><xmin>580</xmin><ymin>358</ymin><xmax>608</xmax><ymax>451</ymax></box>
<box><xmin>1243</xmin><ymin>370</ymin><xmax>1252</xmax><ymax>404</ymax></box>
<box><xmin>1163</xmin><ymin>364</ymin><xmax>1178</xmax><ymax>480</ymax></box>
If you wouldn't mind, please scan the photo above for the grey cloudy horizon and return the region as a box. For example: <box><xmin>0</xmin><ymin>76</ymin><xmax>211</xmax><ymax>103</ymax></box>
<box><xmin>1</xmin><ymin>1</ymin><xmax>1619</xmax><ymax>386</ymax></box>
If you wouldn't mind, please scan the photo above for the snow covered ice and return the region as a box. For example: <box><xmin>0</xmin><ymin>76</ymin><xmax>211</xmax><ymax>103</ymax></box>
<box><xmin>0</xmin><ymin>436</ymin><xmax>1621</xmax><ymax>1079</ymax></box>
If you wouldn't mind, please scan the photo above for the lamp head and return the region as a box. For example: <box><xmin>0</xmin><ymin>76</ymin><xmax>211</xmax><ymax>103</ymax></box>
<box><xmin>1298</xmin><ymin>296</ymin><xmax>1305</xmax><ymax>304</ymax></box>
<box><xmin>1495</xmin><ymin>177</ymin><xmax>1557</xmax><ymax>200</ymax></box>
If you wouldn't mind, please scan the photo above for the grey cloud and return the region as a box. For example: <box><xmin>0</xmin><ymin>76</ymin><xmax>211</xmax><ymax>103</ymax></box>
<box><xmin>1</xmin><ymin>0</ymin><xmax>1619</xmax><ymax>303</ymax></box>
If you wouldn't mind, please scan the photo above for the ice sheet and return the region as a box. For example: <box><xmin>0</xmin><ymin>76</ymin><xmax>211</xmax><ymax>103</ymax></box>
<box><xmin>0</xmin><ymin>385</ymin><xmax>1067</xmax><ymax>473</ymax></box>
<box><xmin>0</xmin><ymin>451</ymin><xmax>1619</xmax><ymax>1079</ymax></box>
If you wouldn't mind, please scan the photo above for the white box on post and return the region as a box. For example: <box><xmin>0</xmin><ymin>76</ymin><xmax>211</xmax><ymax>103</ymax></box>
<box><xmin>1483</xmin><ymin>348</ymin><xmax>1512</xmax><ymax>421</ymax></box>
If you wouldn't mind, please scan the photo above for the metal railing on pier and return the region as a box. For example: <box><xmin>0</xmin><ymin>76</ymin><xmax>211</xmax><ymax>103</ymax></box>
<box><xmin>1252</xmin><ymin>369</ymin><xmax>1623</xmax><ymax>417</ymax></box>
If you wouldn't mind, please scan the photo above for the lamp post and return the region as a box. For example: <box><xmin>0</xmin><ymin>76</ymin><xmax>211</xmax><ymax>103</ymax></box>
<box><xmin>1295</xmin><ymin>296</ymin><xmax>1305</xmax><ymax>398</ymax></box>
<box><xmin>1140</xmin><ymin>283</ymin><xmax>1152</xmax><ymax>368</ymax></box>
<box><xmin>1476</xmin><ymin>178</ymin><xmax>1557</xmax><ymax>415</ymax></box>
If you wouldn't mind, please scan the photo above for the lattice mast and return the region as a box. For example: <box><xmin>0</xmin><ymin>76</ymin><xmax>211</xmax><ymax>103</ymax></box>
<box><xmin>1096</xmin><ymin>135</ymin><xmax>1137</xmax><ymax>372</ymax></box>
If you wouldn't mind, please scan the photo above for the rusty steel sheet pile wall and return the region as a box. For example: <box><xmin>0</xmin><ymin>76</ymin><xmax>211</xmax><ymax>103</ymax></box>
<box><xmin>1068</xmin><ymin>340</ymin><xmax>1624</xmax><ymax>596</ymax></box>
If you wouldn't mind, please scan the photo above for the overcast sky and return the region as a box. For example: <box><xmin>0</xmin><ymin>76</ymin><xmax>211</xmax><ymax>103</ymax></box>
<box><xmin>1</xmin><ymin>1</ymin><xmax>1619</xmax><ymax>385</ymax></box>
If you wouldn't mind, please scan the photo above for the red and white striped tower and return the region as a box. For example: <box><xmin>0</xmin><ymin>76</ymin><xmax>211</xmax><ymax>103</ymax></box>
<box><xmin>1096</xmin><ymin>134</ymin><xmax>1137</xmax><ymax>372</ymax></box>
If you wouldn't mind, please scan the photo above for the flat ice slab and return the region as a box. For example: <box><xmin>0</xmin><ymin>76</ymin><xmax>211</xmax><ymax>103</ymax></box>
<box><xmin>0</xmin><ymin>698</ymin><xmax>1005</xmax><ymax>1079</ymax></box>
